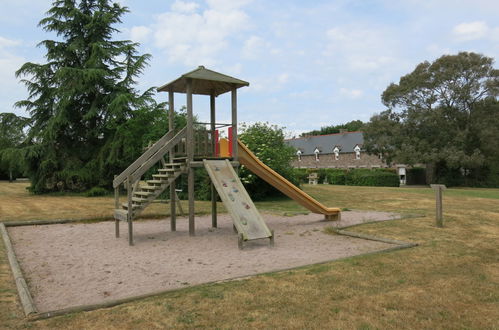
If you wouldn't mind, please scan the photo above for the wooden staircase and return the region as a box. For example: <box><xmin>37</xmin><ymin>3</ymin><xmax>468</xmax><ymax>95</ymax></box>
<box><xmin>114</xmin><ymin>159</ymin><xmax>186</xmax><ymax>222</ymax></box>
<box><xmin>113</xmin><ymin>127</ymin><xmax>187</xmax><ymax>245</ymax></box>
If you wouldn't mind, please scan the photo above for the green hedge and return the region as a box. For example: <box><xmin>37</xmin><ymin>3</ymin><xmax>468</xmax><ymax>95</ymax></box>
<box><xmin>294</xmin><ymin>168</ymin><xmax>399</xmax><ymax>187</ymax></box>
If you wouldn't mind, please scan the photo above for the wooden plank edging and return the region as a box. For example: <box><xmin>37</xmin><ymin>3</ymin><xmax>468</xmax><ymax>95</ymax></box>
<box><xmin>0</xmin><ymin>223</ymin><xmax>37</xmax><ymax>316</ymax></box>
<box><xmin>0</xmin><ymin>216</ymin><xmax>418</xmax><ymax>321</ymax></box>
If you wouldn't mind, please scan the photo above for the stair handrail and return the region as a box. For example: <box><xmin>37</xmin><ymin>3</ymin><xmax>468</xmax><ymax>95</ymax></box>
<box><xmin>113</xmin><ymin>127</ymin><xmax>187</xmax><ymax>188</ymax></box>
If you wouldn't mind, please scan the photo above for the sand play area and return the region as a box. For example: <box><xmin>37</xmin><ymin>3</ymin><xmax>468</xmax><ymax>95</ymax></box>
<box><xmin>8</xmin><ymin>210</ymin><xmax>402</xmax><ymax>312</ymax></box>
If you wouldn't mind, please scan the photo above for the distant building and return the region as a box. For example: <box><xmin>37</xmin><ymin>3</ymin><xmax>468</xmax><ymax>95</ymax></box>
<box><xmin>285</xmin><ymin>131</ymin><xmax>410</xmax><ymax>185</ymax></box>
<box><xmin>285</xmin><ymin>131</ymin><xmax>387</xmax><ymax>169</ymax></box>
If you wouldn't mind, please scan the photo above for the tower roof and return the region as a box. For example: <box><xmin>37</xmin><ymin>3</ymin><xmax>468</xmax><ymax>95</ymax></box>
<box><xmin>157</xmin><ymin>66</ymin><xmax>249</xmax><ymax>96</ymax></box>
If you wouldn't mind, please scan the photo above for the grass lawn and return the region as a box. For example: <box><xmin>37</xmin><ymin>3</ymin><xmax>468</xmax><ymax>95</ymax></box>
<box><xmin>0</xmin><ymin>181</ymin><xmax>498</xmax><ymax>329</ymax></box>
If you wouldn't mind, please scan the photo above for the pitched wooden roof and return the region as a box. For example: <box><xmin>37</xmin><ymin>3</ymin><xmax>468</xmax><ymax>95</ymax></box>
<box><xmin>157</xmin><ymin>66</ymin><xmax>249</xmax><ymax>96</ymax></box>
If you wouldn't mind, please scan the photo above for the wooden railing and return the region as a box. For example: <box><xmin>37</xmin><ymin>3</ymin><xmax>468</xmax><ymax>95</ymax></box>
<box><xmin>173</xmin><ymin>128</ymin><xmax>215</xmax><ymax>159</ymax></box>
<box><xmin>113</xmin><ymin>127</ymin><xmax>187</xmax><ymax>188</ymax></box>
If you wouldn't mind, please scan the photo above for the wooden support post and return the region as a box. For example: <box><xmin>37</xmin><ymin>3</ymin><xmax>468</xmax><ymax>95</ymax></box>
<box><xmin>127</xmin><ymin>176</ymin><xmax>134</xmax><ymax>245</ymax></box>
<box><xmin>210</xmin><ymin>93</ymin><xmax>217</xmax><ymax>228</ymax></box>
<box><xmin>231</xmin><ymin>87</ymin><xmax>238</xmax><ymax>161</ymax></box>
<box><xmin>114</xmin><ymin>175</ymin><xmax>119</xmax><ymax>238</ymax></box>
<box><xmin>430</xmin><ymin>184</ymin><xmax>446</xmax><ymax>228</ymax></box>
<box><xmin>186</xmin><ymin>79</ymin><xmax>195</xmax><ymax>236</ymax></box>
<box><xmin>169</xmin><ymin>90</ymin><xmax>176</xmax><ymax>232</ymax></box>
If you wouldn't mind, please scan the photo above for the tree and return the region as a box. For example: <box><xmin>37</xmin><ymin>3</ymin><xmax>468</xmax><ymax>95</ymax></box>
<box><xmin>364</xmin><ymin>52</ymin><xmax>499</xmax><ymax>185</ymax></box>
<box><xmin>0</xmin><ymin>113</ymin><xmax>30</xmax><ymax>181</ymax></box>
<box><xmin>300</xmin><ymin>120</ymin><xmax>364</xmax><ymax>137</ymax></box>
<box><xmin>15</xmin><ymin>0</ymin><xmax>160</xmax><ymax>193</ymax></box>
<box><xmin>239</xmin><ymin>122</ymin><xmax>298</xmax><ymax>200</ymax></box>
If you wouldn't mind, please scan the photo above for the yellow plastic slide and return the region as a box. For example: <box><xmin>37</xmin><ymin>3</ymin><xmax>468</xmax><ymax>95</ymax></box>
<box><xmin>238</xmin><ymin>140</ymin><xmax>341</xmax><ymax>219</ymax></box>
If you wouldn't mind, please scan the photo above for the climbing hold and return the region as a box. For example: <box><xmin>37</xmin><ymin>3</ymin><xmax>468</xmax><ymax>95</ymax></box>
<box><xmin>232</xmin><ymin>187</ymin><xmax>239</xmax><ymax>193</ymax></box>
<box><xmin>241</xmin><ymin>217</ymin><xmax>248</xmax><ymax>225</ymax></box>
<box><xmin>222</xmin><ymin>180</ymin><xmax>227</xmax><ymax>187</ymax></box>
<box><xmin>228</xmin><ymin>193</ymin><xmax>235</xmax><ymax>201</ymax></box>
<box><xmin>215</xmin><ymin>167</ymin><xmax>220</xmax><ymax>171</ymax></box>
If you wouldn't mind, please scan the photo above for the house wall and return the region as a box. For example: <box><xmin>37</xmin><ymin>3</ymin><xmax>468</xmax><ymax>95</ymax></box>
<box><xmin>292</xmin><ymin>152</ymin><xmax>387</xmax><ymax>169</ymax></box>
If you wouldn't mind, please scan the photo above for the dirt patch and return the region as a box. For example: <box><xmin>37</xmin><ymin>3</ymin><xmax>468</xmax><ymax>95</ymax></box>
<box><xmin>8</xmin><ymin>211</ymin><xmax>400</xmax><ymax>312</ymax></box>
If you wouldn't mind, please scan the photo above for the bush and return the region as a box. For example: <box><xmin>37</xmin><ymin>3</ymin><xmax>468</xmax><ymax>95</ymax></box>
<box><xmin>346</xmin><ymin>169</ymin><xmax>399</xmax><ymax>187</ymax></box>
<box><xmin>293</xmin><ymin>168</ymin><xmax>309</xmax><ymax>183</ymax></box>
<box><xmin>85</xmin><ymin>187</ymin><xmax>109</xmax><ymax>197</ymax></box>
<box><xmin>327</xmin><ymin>169</ymin><xmax>347</xmax><ymax>185</ymax></box>
<box><xmin>239</xmin><ymin>122</ymin><xmax>298</xmax><ymax>200</ymax></box>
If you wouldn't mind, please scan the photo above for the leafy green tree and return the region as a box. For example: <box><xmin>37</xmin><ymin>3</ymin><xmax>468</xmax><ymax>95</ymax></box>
<box><xmin>15</xmin><ymin>0</ymin><xmax>160</xmax><ymax>193</ymax></box>
<box><xmin>0</xmin><ymin>113</ymin><xmax>30</xmax><ymax>181</ymax></box>
<box><xmin>239</xmin><ymin>122</ymin><xmax>298</xmax><ymax>200</ymax></box>
<box><xmin>300</xmin><ymin>120</ymin><xmax>364</xmax><ymax>137</ymax></box>
<box><xmin>364</xmin><ymin>52</ymin><xmax>499</xmax><ymax>185</ymax></box>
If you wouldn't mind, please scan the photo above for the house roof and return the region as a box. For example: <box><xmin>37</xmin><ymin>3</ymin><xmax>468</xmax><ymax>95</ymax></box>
<box><xmin>285</xmin><ymin>131</ymin><xmax>364</xmax><ymax>155</ymax></box>
<box><xmin>157</xmin><ymin>66</ymin><xmax>249</xmax><ymax>96</ymax></box>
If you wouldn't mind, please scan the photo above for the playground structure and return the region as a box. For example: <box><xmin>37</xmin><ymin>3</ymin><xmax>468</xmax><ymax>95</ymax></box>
<box><xmin>113</xmin><ymin>66</ymin><xmax>340</xmax><ymax>247</ymax></box>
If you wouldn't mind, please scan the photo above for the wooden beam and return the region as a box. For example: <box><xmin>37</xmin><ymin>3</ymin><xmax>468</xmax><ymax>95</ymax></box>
<box><xmin>187</xmin><ymin>79</ymin><xmax>195</xmax><ymax>236</ymax></box>
<box><xmin>169</xmin><ymin>91</ymin><xmax>176</xmax><ymax>232</ymax></box>
<box><xmin>231</xmin><ymin>87</ymin><xmax>238</xmax><ymax>161</ymax></box>
<box><xmin>210</xmin><ymin>93</ymin><xmax>217</xmax><ymax>228</ymax></box>
<box><xmin>114</xmin><ymin>175</ymin><xmax>119</xmax><ymax>238</ymax></box>
<box><xmin>127</xmin><ymin>176</ymin><xmax>134</xmax><ymax>246</ymax></box>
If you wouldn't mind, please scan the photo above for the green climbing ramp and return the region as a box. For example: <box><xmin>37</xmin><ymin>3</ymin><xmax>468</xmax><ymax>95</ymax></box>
<box><xmin>204</xmin><ymin>159</ymin><xmax>272</xmax><ymax>241</ymax></box>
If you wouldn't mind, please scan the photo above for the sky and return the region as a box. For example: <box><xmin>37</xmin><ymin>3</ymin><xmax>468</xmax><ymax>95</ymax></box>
<box><xmin>1</xmin><ymin>0</ymin><xmax>498</xmax><ymax>137</ymax></box>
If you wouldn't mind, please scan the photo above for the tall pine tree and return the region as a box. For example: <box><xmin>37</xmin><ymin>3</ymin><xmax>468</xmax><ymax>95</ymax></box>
<box><xmin>16</xmin><ymin>0</ymin><xmax>161</xmax><ymax>193</ymax></box>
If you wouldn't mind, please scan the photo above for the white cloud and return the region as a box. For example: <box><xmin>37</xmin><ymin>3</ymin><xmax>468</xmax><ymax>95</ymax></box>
<box><xmin>339</xmin><ymin>87</ymin><xmax>363</xmax><ymax>99</ymax></box>
<box><xmin>277</xmin><ymin>73</ymin><xmax>289</xmax><ymax>84</ymax></box>
<box><xmin>171</xmin><ymin>0</ymin><xmax>199</xmax><ymax>13</ymax></box>
<box><xmin>0</xmin><ymin>36</ymin><xmax>21</xmax><ymax>48</ymax></box>
<box><xmin>130</xmin><ymin>26</ymin><xmax>151</xmax><ymax>43</ymax></box>
<box><xmin>0</xmin><ymin>36</ymin><xmax>26</xmax><ymax>112</ymax></box>
<box><xmin>147</xmin><ymin>0</ymin><xmax>251</xmax><ymax>66</ymax></box>
<box><xmin>242</xmin><ymin>36</ymin><xmax>266</xmax><ymax>59</ymax></box>
<box><xmin>453</xmin><ymin>21</ymin><xmax>489</xmax><ymax>41</ymax></box>
<box><xmin>324</xmin><ymin>26</ymin><xmax>401</xmax><ymax>72</ymax></box>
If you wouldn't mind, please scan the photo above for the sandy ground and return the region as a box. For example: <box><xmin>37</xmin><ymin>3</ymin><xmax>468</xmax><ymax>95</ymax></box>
<box><xmin>9</xmin><ymin>210</ymin><xmax>401</xmax><ymax>312</ymax></box>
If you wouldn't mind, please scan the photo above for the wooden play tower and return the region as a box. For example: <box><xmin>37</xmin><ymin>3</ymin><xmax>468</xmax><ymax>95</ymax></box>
<box><xmin>113</xmin><ymin>66</ymin><xmax>250</xmax><ymax>245</ymax></box>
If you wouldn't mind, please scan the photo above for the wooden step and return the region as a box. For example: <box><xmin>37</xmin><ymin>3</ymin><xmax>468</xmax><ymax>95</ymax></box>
<box><xmin>138</xmin><ymin>185</ymin><xmax>159</xmax><ymax>191</ymax></box>
<box><xmin>163</xmin><ymin>162</ymin><xmax>184</xmax><ymax>167</ymax></box>
<box><xmin>114</xmin><ymin>209</ymin><xmax>128</xmax><ymax>221</ymax></box>
<box><xmin>147</xmin><ymin>180</ymin><xmax>167</xmax><ymax>185</ymax></box>
<box><xmin>134</xmin><ymin>191</ymin><xmax>154</xmax><ymax>196</ymax></box>
<box><xmin>158</xmin><ymin>168</ymin><xmax>176</xmax><ymax>173</ymax></box>
<box><xmin>132</xmin><ymin>197</ymin><xmax>148</xmax><ymax>203</ymax></box>
<box><xmin>122</xmin><ymin>203</ymin><xmax>142</xmax><ymax>210</ymax></box>
<box><xmin>173</xmin><ymin>157</ymin><xmax>187</xmax><ymax>163</ymax></box>
<box><xmin>153</xmin><ymin>174</ymin><xmax>172</xmax><ymax>179</ymax></box>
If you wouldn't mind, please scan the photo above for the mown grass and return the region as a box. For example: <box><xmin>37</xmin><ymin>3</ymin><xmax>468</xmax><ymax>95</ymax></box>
<box><xmin>0</xmin><ymin>181</ymin><xmax>498</xmax><ymax>329</ymax></box>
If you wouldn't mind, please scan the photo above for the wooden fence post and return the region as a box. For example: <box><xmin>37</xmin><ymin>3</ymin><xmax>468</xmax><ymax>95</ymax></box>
<box><xmin>430</xmin><ymin>184</ymin><xmax>446</xmax><ymax>228</ymax></box>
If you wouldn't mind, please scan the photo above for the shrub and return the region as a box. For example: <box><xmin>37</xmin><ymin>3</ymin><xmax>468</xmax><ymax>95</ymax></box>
<box><xmin>327</xmin><ymin>169</ymin><xmax>347</xmax><ymax>185</ymax></box>
<box><xmin>239</xmin><ymin>122</ymin><xmax>298</xmax><ymax>200</ymax></box>
<box><xmin>85</xmin><ymin>187</ymin><xmax>109</xmax><ymax>197</ymax></box>
<box><xmin>293</xmin><ymin>168</ymin><xmax>309</xmax><ymax>183</ymax></box>
<box><xmin>346</xmin><ymin>169</ymin><xmax>399</xmax><ymax>187</ymax></box>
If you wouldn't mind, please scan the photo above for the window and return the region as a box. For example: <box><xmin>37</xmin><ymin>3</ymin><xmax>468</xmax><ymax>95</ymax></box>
<box><xmin>354</xmin><ymin>145</ymin><xmax>361</xmax><ymax>160</ymax></box>
<box><xmin>333</xmin><ymin>146</ymin><xmax>340</xmax><ymax>160</ymax></box>
<box><xmin>314</xmin><ymin>147</ymin><xmax>320</xmax><ymax>161</ymax></box>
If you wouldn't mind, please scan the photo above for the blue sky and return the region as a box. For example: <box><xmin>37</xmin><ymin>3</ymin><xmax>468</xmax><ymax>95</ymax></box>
<box><xmin>1</xmin><ymin>0</ymin><xmax>498</xmax><ymax>136</ymax></box>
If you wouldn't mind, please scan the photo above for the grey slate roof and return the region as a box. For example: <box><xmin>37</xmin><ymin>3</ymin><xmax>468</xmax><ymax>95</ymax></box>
<box><xmin>285</xmin><ymin>132</ymin><xmax>364</xmax><ymax>155</ymax></box>
<box><xmin>157</xmin><ymin>66</ymin><xmax>249</xmax><ymax>96</ymax></box>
